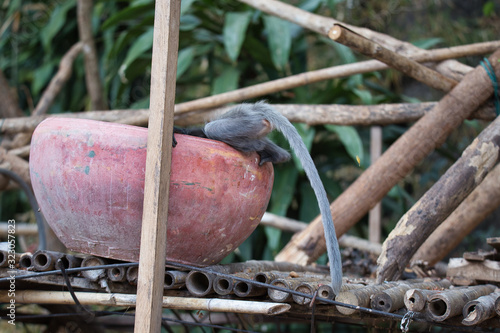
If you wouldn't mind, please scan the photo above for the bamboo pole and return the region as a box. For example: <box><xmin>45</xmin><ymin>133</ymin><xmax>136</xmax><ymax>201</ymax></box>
<box><xmin>0</xmin><ymin>222</ymin><xmax>37</xmax><ymax>236</ymax></box>
<box><xmin>134</xmin><ymin>0</ymin><xmax>180</xmax><ymax>331</ymax></box>
<box><xmin>412</xmin><ymin>163</ymin><xmax>500</xmax><ymax>265</ymax></box>
<box><xmin>277</xmin><ymin>49</ymin><xmax>500</xmax><ymax>268</ymax></box>
<box><xmin>377</xmin><ymin>107</ymin><xmax>500</xmax><ymax>282</ymax></box>
<box><xmin>335</xmin><ymin>281</ymin><xmax>399</xmax><ymax>315</ymax></box>
<box><xmin>0</xmin><ymin>290</ymin><xmax>291</xmax><ymax>315</ymax></box>
<box><xmin>370</xmin><ymin>279</ymin><xmax>451</xmax><ymax>313</ymax></box>
<box><xmin>260</xmin><ymin>213</ymin><xmax>382</xmax><ymax>255</ymax></box>
<box><xmin>462</xmin><ymin>291</ymin><xmax>500</xmax><ymax>326</ymax></box>
<box><xmin>426</xmin><ymin>285</ymin><xmax>497</xmax><ymax>321</ymax></box>
<box><xmin>328</xmin><ymin>24</ymin><xmax>457</xmax><ymax>92</ymax></box>
<box><xmin>404</xmin><ymin>288</ymin><xmax>440</xmax><ymax>312</ymax></box>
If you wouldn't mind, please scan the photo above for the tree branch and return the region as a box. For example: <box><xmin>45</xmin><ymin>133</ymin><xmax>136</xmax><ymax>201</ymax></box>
<box><xmin>0</xmin><ymin>69</ymin><xmax>23</xmax><ymax>118</ymax></box>
<box><xmin>32</xmin><ymin>42</ymin><xmax>83</xmax><ymax>116</ymax></box>
<box><xmin>77</xmin><ymin>0</ymin><xmax>108</xmax><ymax>110</ymax></box>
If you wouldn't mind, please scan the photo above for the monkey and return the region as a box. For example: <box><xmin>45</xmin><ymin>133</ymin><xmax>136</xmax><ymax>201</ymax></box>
<box><xmin>174</xmin><ymin>101</ymin><xmax>342</xmax><ymax>295</ymax></box>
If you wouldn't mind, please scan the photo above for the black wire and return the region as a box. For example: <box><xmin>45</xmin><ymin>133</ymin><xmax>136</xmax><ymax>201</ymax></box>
<box><xmin>0</xmin><ymin>168</ymin><xmax>46</xmax><ymax>250</ymax></box>
<box><xmin>57</xmin><ymin>258</ymin><xmax>94</xmax><ymax>320</ymax></box>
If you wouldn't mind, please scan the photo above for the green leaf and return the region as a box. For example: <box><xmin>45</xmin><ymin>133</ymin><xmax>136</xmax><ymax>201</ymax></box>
<box><xmin>269</xmin><ymin>164</ymin><xmax>298</xmax><ymax>216</ymax></box>
<box><xmin>181</xmin><ymin>0</ymin><xmax>197</xmax><ymax>15</ymax></box>
<box><xmin>32</xmin><ymin>62</ymin><xmax>56</xmax><ymax>97</ymax></box>
<box><xmin>236</xmin><ymin>236</ymin><xmax>253</xmax><ymax>261</ymax></box>
<box><xmin>299</xmin><ymin>0</ymin><xmax>322</xmax><ymax>12</ymax></box>
<box><xmin>119</xmin><ymin>28</ymin><xmax>154</xmax><ymax>82</ymax></box>
<box><xmin>211</xmin><ymin>67</ymin><xmax>240</xmax><ymax>95</ymax></box>
<box><xmin>325</xmin><ymin>125</ymin><xmax>364</xmax><ymax>162</ymax></box>
<box><xmin>223</xmin><ymin>11</ymin><xmax>252</xmax><ymax>62</ymax></box>
<box><xmin>411</xmin><ymin>38</ymin><xmax>443</xmax><ymax>50</ymax></box>
<box><xmin>353</xmin><ymin>88</ymin><xmax>374</xmax><ymax>105</ymax></box>
<box><xmin>483</xmin><ymin>1</ymin><xmax>495</xmax><ymax>16</ymax></box>
<box><xmin>263</xmin><ymin>15</ymin><xmax>291</xmax><ymax>71</ymax></box>
<box><xmin>180</xmin><ymin>14</ymin><xmax>201</xmax><ymax>31</ymax></box>
<box><xmin>176</xmin><ymin>46</ymin><xmax>196</xmax><ymax>79</ymax></box>
<box><xmin>299</xmin><ymin>182</ymin><xmax>319</xmax><ymax>222</ymax></box>
<box><xmin>40</xmin><ymin>2</ymin><xmax>76</xmax><ymax>52</ymax></box>
<box><xmin>101</xmin><ymin>3</ymin><xmax>154</xmax><ymax>30</ymax></box>
<box><xmin>264</xmin><ymin>226</ymin><xmax>282</xmax><ymax>254</ymax></box>
<box><xmin>327</xmin><ymin>38</ymin><xmax>357</xmax><ymax>64</ymax></box>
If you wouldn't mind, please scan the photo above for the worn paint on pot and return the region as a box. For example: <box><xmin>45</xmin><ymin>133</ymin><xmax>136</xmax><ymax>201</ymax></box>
<box><xmin>30</xmin><ymin>118</ymin><xmax>273</xmax><ymax>266</ymax></box>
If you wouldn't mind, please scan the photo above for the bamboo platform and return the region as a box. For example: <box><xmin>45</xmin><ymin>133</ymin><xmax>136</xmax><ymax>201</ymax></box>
<box><xmin>1</xmin><ymin>251</ymin><xmax>500</xmax><ymax>331</ymax></box>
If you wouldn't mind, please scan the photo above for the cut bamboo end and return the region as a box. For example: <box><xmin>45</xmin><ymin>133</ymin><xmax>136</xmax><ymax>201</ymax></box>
<box><xmin>328</xmin><ymin>25</ymin><xmax>342</xmax><ymax>40</ymax></box>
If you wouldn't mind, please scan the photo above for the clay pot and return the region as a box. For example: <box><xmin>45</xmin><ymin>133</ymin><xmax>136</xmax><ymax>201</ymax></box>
<box><xmin>30</xmin><ymin>118</ymin><xmax>273</xmax><ymax>266</ymax></box>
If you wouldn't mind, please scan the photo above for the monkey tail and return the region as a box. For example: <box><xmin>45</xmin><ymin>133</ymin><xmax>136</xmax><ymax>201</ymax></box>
<box><xmin>263</xmin><ymin>103</ymin><xmax>343</xmax><ymax>295</ymax></box>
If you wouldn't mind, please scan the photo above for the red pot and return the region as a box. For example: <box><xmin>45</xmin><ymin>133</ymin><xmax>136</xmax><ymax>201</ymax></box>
<box><xmin>29</xmin><ymin>118</ymin><xmax>273</xmax><ymax>266</ymax></box>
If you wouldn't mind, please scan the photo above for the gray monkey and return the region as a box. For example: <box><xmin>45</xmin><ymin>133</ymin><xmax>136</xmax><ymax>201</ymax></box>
<box><xmin>174</xmin><ymin>101</ymin><xmax>342</xmax><ymax>295</ymax></box>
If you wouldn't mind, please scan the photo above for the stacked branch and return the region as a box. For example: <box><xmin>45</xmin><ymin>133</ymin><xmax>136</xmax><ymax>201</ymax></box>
<box><xmin>278</xmin><ymin>57</ymin><xmax>500</xmax><ymax>270</ymax></box>
<box><xmin>376</xmin><ymin>51</ymin><xmax>500</xmax><ymax>281</ymax></box>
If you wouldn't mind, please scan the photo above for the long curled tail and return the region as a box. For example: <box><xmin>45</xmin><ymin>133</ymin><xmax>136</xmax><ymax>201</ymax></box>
<box><xmin>260</xmin><ymin>102</ymin><xmax>343</xmax><ymax>295</ymax></box>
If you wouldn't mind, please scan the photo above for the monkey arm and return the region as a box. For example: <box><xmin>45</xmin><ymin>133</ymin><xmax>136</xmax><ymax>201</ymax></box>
<box><xmin>258</xmin><ymin>139</ymin><xmax>291</xmax><ymax>165</ymax></box>
<box><xmin>172</xmin><ymin>126</ymin><xmax>207</xmax><ymax>147</ymax></box>
<box><xmin>173</xmin><ymin>126</ymin><xmax>207</xmax><ymax>138</ymax></box>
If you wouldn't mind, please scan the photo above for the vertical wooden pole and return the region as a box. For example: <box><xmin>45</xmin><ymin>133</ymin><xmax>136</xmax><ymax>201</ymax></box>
<box><xmin>134</xmin><ymin>1</ymin><xmax>181</xmax><ymax>332</ymax></box>
<box><xmin>368</xmin><ymin>126</ymin><xmax>382</xmax><ymax>243</ymax></box>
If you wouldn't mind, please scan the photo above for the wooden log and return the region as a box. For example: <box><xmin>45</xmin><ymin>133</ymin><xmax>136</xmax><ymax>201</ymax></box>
<box><xmin>495</xmin><ymin>293</ymin><xmax>500</xmax><ymax>316</ymax></box>
<box><xmin>134</xmin><ymin>0</ymin><xmax>180</xmax><ymax>331</ymax></box>
<box><xmin>335</xmin><ymin>281</ymin><xmax>400</xmax><ymax>315</ymax></box>
<box><xmin>328</xmin><ymin>24</ymin><xmax>457</xmax><ymax>92</ymax></box>
<box><xmin>462</xmin><ymin>291</ymin><xmax>500</xmax><ymax>326</ymax></box>
<box><xmin>487</xmin><ymin>237</ymin><xmax>500</xmax><ymax>251</ymax></box>
<box><xmin>447</xmin><ymin>258</ymin><xmax>500</xmax><ymax>285</ymax></box>
<box><xmin>277</xmin><ymin>49</ymin><xmax>500</xmax><ymax>268</ymax></box>
<box><xmin>426</xmin><ymin>285</ymin><xmax>496</xmax><ymax>321</ymax></box>
<box><xmin>369</xmin><ymin>126</ymin><xmax>382</xmax><ymax>244</ymax></box>
<box><xmin>0</xmin><ymin>290</ymin><xmax>291</xmax><ymax>315</ymax></box>
<box><xmin>377</xmin><ymin>106</ymin><xmax>500</xmax><ymax>282</ymax></box>
<box><xmin>0</xmin><ymin>148</ymin><xmax>31</xmax><ymax>189</ymax></box>
<box><xmin>370</xmin><ymin>279</ymin><xmax>451</xmax><ymax>313</ymax></box>
<box><xmin>412</xmin><ymin>163</ymin><xmax>500</xmax><ymax>266</ymax></box>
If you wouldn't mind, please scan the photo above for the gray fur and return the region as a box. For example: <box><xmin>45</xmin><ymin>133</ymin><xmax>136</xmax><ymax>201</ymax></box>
<box><xmin>204</xmin><ymin>101</ymin><xmax>343</xmax><ymax>295</ymax></box>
